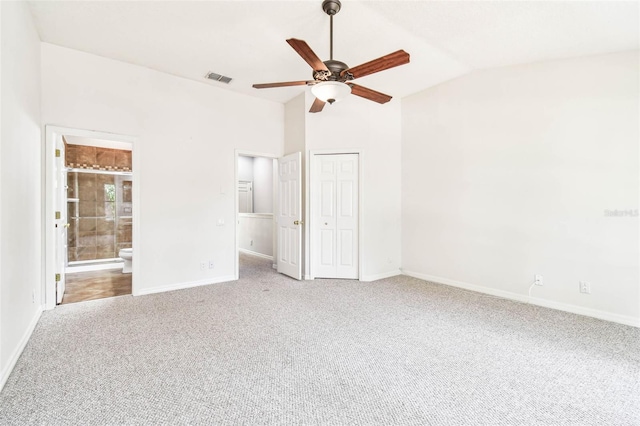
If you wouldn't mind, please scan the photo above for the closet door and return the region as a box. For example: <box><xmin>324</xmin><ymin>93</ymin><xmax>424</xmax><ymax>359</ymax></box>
<box><xmin>313</xmin><ymin>154</ymin><xmax>358</xmax><ymax>279</ymax></box>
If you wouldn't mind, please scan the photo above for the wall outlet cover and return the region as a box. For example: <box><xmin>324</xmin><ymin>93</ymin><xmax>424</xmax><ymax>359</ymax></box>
<box><xmin>579</xmin><ymin>281</ymin><xmax>591</xmax><ymax>294</ymax></box>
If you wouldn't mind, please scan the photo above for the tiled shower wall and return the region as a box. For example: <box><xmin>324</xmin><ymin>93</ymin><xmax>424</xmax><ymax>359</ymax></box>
<box><xmin>65</xmin><ymin>144</ymin><xmax>133</xmax><ymax>262</ymax></box>
<box><xmin>66</xmin><ymin>144</ymin><xmax>132</xmax><ymax>171</ymax></box>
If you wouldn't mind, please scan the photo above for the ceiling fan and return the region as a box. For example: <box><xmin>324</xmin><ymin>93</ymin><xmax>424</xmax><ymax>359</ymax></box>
<box><xmin>252</xmin><ymin>0</ymin><xmax>410</xmax><ymax>113</ymax></box>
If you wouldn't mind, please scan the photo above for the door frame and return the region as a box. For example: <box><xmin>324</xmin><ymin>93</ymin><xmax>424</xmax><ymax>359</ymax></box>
<box><xmin>234</xmin><ymin>149</ymin><xmax>279</xmax><ymax>280</ymax></box>
<box><xmin>307</xmin><ymin>149</ymin><xmax>363</xmax><ymax>281</ymax></box>
<box><xmin>43</xmin><ymin>126</ymin><xmax>139</xmax><ymax>309</ymax></box>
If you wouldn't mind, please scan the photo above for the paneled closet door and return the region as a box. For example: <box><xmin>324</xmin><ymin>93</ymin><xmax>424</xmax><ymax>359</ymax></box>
<box><xmin>313</xmin><ymin>154</ymin><xmax>359</xmax><ymax>279</ymax></box>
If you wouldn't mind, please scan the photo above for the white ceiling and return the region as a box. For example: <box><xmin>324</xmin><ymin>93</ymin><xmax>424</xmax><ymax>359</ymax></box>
<box><xmin>28</xmin><ymin>1</ymin><xmax>639</xmax><ymax>104</ymax></box>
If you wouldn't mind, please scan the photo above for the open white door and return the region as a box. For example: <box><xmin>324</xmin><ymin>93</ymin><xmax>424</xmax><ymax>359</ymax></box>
<box><xmin>54</xmin><ymin>137</ymin><xmax>67</xmax><ymax>304</ymax></box>
<box><xmin>277</xmin><ymin>152</ymin><xmax>302</xmax><ymax>280</ymax></box>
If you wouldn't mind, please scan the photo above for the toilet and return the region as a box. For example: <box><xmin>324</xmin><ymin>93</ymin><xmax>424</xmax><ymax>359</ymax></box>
<box><xmin>119</xmin><ymin>248</ymin><xmax>133</xmax><ymax>273</ymax></box>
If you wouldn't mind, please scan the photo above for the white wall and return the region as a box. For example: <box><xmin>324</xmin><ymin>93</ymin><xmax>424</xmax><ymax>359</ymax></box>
<box><xmin>237</xmin><ymin>155</ymin><xmax>254</xmax><ymax>182</ymax></box>
<box><xmin>402</xmin><ymin>51</ymin><xmax>639</xmax><ymax>324</ymax></box>
<box><xmin>41</xmin><ymin>43</ymin><xmax>284</xmax><ymax>295</ymax></box>
<box><xmin>238</xmin><ymin>214</ymin><xmax>273</xmax><ymax>258</ymax></box>
<box><xmin>0</xmin><ymin>1</ymin><xmax>43</xmax><ymax>387</ymax></box>
<box><xmin>252</xmin><ymin>157</ymin><xmax>273</xmax><ymax>214</ymax></box>
<box><xmin>304</xmin><ymin>92</ymin><xmax>403</xmax><ymax>281</ymax></box>
<box><xmin>238</xmin><ymin>155</ymin><xmax>273</xmax><ymax>214</ymax></box>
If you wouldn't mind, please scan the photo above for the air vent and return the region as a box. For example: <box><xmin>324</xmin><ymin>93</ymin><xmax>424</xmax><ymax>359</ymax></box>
<box><xmin>205</xmin><ymin>72</ymin><xmax>232</xmax><ymax>84</ymax></box>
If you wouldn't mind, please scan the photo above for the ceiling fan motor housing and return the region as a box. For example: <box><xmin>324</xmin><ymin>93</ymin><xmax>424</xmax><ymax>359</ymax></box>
<box><xmin>322</xmin><ymin>0</ymin><xmax>341</xmax><ymax>16</ymax></box>
<box><xmin>313</xmin><ymin>59</ymin><xmax>352</xmax><ymax>82</ymax></box>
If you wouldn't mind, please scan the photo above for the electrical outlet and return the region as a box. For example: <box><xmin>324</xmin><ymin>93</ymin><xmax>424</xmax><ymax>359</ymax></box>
<box><xmin>579</xmin><ymin>281</ymin><xmax>591</xmax><ymax>294</ymax></box>
<box><xmin>534</xmin><ymin>275</ymin><xmax>543</xmax><ymax>286</ymax></box>
<box><xmin>250</xmin><ymin>240</ymin><xmax>253</xmax><ymax>246</ymax></box>
<box><xmin>200</xmin><ymin>261</ymin><xmax>206</xmax><ymax>270</ymax></box>
<box><xmin>209</xmin><ymin>260</ymin><xmax>214</xmax><ymax>269</ymax></box>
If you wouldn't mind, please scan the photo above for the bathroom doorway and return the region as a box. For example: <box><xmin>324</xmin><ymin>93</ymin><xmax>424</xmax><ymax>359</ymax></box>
<box><xmin>62</xmin><ymin>135</ymin><xmax>133</xmax><ymax>303</ymax></box>
<box><xmin>45</xmin><ymin>126</ymin><xmax>138</xmax><ymax>309</ymax></box>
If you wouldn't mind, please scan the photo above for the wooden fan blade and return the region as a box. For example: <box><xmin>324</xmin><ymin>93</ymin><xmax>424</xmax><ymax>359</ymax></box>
<box><xmin>309</xmin><ymin>97</ymin><xmax>326</xmax><ymax>113</ymax></box>
<box><xmin>349</xmin><ymin>84</ymin><xmax>392</xmax><ymax>104</ymax></box>
<box><xmin>287</xmin><ymin>39</ymin><xmax>329</xmax><ymax>71</ymax></box>
<box><xmin>253</xmin><ymin>80</ymin><xmax>314</xmax><ymax>89</ymax></box>
<box><xmin>342</xmin><ymin>50</ymin><xmax>410</xmax><ymax>79</ymax></box>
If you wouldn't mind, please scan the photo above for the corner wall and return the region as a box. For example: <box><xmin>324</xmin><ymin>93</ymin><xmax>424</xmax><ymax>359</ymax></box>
<box><xmin>304</xmin><ymin>92</ymin><xmax>403</xmax><ymax>281</ymax></box>
<box><xmin>0</xmin><ymin>1</ymin><xmax>43</xmax><ymax>387</ymax></box>
<box><xmin>401</xmin><ymin>51</ymin><xmax>639</xmax><ymax>325</ymax></box>
<box><xmin>41</xmin><ymin>43</ymin><xmax>284</xmax><ymax>296</ymax></box>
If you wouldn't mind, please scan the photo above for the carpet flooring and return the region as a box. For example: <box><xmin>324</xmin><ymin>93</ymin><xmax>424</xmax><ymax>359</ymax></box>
<box><xmin>0</xmin><ymin>254</ymin><xmax>638</xmax><ymax>425</ymax></box>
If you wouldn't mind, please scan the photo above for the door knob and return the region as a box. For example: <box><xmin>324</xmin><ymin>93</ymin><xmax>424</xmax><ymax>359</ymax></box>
<box><xmin>294</xmin><ymin>220</ymin><xmax>304</xmax><ymax>225</ymax></box>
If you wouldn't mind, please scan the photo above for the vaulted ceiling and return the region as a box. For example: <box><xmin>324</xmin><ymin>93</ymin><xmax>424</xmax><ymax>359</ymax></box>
<box><xmin>28</xmin><ymin>1</ymin><xmax>639</xmax><ymax>104</ymax></box>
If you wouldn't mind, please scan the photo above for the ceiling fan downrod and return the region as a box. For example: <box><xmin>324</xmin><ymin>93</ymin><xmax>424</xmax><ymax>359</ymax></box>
<box><xmin>330</xmin><ymin>15</ymin><xmax>333</xmax><ymax>60</ymax></box>
<box><xmin>322</xmin><ymin>0</ymin><xmax>341</xmax><ymax>61</ymax></box>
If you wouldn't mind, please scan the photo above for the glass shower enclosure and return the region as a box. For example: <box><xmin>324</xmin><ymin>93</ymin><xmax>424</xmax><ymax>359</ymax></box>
<box><xmin>66</xmin><ymin>169</ymin><xmax>133</xmax><ymax>266</ymax></box>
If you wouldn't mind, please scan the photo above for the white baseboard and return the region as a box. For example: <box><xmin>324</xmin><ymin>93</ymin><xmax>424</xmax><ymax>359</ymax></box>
<box><xmin>66</xmin><ymin>262</ymin><xmax>123</xmax><ymax>273</ymax></box>
<box><xmin>238</xmin><ymin>248</ymin><xmax>273</xmax><ymax>261</ymax></box>
<box><xmin>401</xmin><ymin>270</ymin><xmax>640</xmax><ymax>328</ymax></box>
<box><xmin>361</xmin><ymin>269</ymin><xmax>402</xmax><ymax>282</ymax></box>
<box><xmin>0</xmin><ymin>306</ymin><xmax>43</xmax><ymax>391</ymax></box>
<box><xmin>134</xmin><ymin>275</ymin><xmax>236</xmax><ymax>296</ymax></box>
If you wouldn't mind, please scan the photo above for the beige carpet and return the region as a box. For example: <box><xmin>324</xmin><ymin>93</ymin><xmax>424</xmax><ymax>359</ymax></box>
<box><xmin>1</xmin><ymin>253</ymin><xmax>638</xmax><ymax>425</ymax></box>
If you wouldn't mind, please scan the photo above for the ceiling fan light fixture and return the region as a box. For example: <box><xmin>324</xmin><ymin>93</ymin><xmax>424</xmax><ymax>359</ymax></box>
<box><xmin>311</xmin><ymin>81</ymin><xmax>351</xmax><ymax>104</ymax></box>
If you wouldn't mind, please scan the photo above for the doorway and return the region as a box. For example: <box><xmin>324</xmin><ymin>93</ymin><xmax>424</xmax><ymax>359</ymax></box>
<box><xmin>235</xmin><ymin>152</ymin><xmax>278</xmax><ymax>279</ymax></box>
<box><xmin>309</xmin><ymin>151</ymin><xmax>362</xmax><ymax>280</ymax></box>
<box><xmin>235</xmin><ymin>150</ymin><xmax>305</xmax><ymax>281</ymax></box>
<box><xmin>44</xmin><ymin>126</ymin><xmax>139</xmax><ymax>309</ymax></box>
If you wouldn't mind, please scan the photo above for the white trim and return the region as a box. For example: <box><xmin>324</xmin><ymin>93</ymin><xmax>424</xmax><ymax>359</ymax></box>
<box><xmin>238</xmin><ymin>248</ymin><xmax>274</xmax><ymax>261</ymax></box>
<box><xmin>361</xmin><ymin>269</ymin><xmax>402</xmax><ymax>282</ymax></box>
<box><xmin>0</xmin><ymin>306</ymin><xmax>42</xmax><ymax>391</ymax></box>
<box><xmin>44</xmin><ymin>126</ymin><xmax>139</xmax><ymax>309</ymax></box>
<box><xmin>66</xmin><ymin>262</ymin><xmax>123</xmax><ymax>273</ymax></box>
<box><xmin>64</xmin><ymin>135</ymin><xmax>133</xmax><ymax>151</ymax></box>
<box><xmin>135</xmin><ymin>275</ymin><xmax>236</xmax><ymax>296</ymax></box>
<box><xmin>66</xmin><ymin>168</ymin><xmax>132</xmax><ymax>176</ymax></box>
<box><xmin>308</xmin><ymin>149</ymin><xmax>364</xmax><ymax>281</ymax></box>
<box><xmin>402</xmin><ymin>270</ymin><xmax>640</xmax><ymax>328</ymax></box>
<box><xmin>238</xmin><ymin>213</ymin><xmax>273</xmax><ymax>219</ymax></box>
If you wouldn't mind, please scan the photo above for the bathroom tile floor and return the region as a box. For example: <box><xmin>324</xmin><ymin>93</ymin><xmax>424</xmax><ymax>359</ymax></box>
<box><xmin>62</xmin><ymin>269</ymin><xmax>132</xmax><ymax>304</ymax></box>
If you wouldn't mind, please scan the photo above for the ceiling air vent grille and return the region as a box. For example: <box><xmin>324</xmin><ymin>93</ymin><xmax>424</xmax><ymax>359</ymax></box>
<box><xmin>205</xmin><ymin>72</ymin><xmax>232</xmax><ymax>84</ymax></box>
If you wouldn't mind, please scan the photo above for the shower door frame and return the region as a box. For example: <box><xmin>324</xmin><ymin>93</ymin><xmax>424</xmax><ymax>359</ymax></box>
<box><xmin>44</xmin><ymin>126</ymin><xmax>139</xmax><ymax>310</ymax></box>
